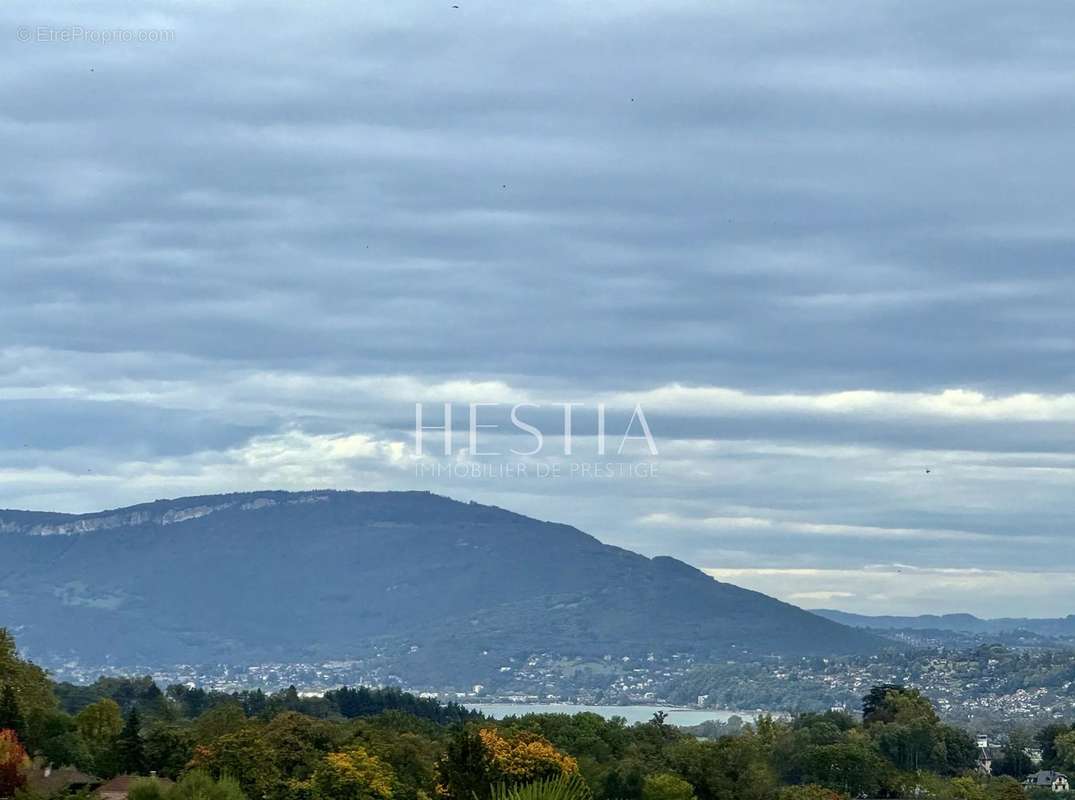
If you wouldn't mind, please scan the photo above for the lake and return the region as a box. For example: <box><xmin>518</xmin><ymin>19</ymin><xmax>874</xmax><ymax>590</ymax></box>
<box><xmin>464</xmin><ymin>703</ymin><xmax>757</xmax><ymax>726</ymax></box>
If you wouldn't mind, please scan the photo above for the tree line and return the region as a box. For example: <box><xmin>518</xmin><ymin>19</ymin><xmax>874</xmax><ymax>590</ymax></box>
<box><xmin>3</xmin><ymin>629</ymin><xmax>1075</xmax><ymax>800</ymax></box>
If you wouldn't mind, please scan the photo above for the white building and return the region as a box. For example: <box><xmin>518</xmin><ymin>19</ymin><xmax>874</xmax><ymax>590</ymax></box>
<box><xmin>1023</xmin><ymin>771</ymin><xmax>1070</xmax><ymax>793</ymax></box>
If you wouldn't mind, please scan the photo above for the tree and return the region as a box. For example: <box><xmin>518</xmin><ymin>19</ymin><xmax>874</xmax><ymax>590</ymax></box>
<box><xmin>129</xmin><ymin>771</ymin><xmax>247</xmax><ymax>800</ymax></box>
<box><xmin>789</xmin><ymin>739</ymin><xmax>888</xmax><ymax>797</ymax></box>
<box><xmin>937</xmin><ymin>725</ymin><xmax>979</xmax><ymax>774</ymax></box>
<box><xmin>862</xmin><ymin>686</ymin><xmax>938</xmax><ymax>727</ymax></box>
<box><xmin>192</xmin><ymin>703</ymin><xmax>247</xmax><ymax>745</ymax></box>
<box><xmin>261</xmin><ymin>711</ymin><xmax>341</xmax><ymax>783</ymax></box>
<box><xmin>0</xmin><ymin>729</ymin><xmax>29</xmax><ymax>798</ymax></box>
<box><xmin>668</xmin><ymin>736</ymin><xmax>777</xmax><ymax>800</ymax></box>
<box><xmin>435</xmin><ymin>727</ymin><xmax>490</xmax><ymax>800</ymax></box>
<box><xmin>777</xmin><ymin>786</ymin><xmax>847</xmax><ymax>800</ymax></box>
<box><xmin>642</xmin><ymin>773</ymin><xmax>695</xmax><ymax>800</ymax></box>
<box><xmin>0</xmin><ymin>629</ymin><xmax>56</xmax><ymax>720</ymax></box>
<box><xmin>143</xmin><ymin>723</ymin><xmax>195</xmax><ymax>780</ymax></box>
<box><xmin>943</xmin><ymin>776</ymin><xmax>987</xmax><ymax>800</ymax></box>
<box><xmin>862</xmin><ymin>685</ymin><xmax>905</xmax><ymax>724</ymax></box>
<box><xmin>117</xmin><ymin>707</ymin><xmax>146</xmax><ymax>775</ymax></box>
<box><xmin>170</xmin><ymin>771</ymin><xmax>247</xmax><ymax>800</ymax></box>
<box><xmin>128</xmin><ymin>778</ymin><xmax>171</xmax><ymax>800</ymax></box>
<box><xmin>25</xmin><ymin>707</ymin><xmax>90</xmax><ymax>770</ymax></box>
<box><xmin>0</xmin><ymin>687</ymin><xmax>24</xmax><ymax>744</ymax></box>
<box><xmin>993</xmin><ymin>729</ymin><xmax>1034</xmax><ymax>778</ymax></box>
<box><xmin>987</xmin><ymin>777</ymin><xmax>1026</xmax><ymax>800</ymax></box>
<box><xmin>356</xmin><ymin>719</ymin><xmax>441</xmax><ymax>800</ymax></box>
<box><xmin>1035</xmin><ymin>725</ymin><xmax>1071</xmax><ymax>769</ymax></box>
<box><xmin>1054</xmin><ymin>730</ymin><xmax>1075</xmax><ymax>773</ymax></box>
<box><xmin>188</xmin><ymin>727</ymin><xmax>283</xmax><ymax>800</ymax></box>
<box><xmin>436</xmin><ymin>727</ymin><xmax>578</xmax><ymax>800</ymax></box>
<box><xmin>76</xmin><ymin>699</ymin><xmax>124</xmax><ymax>777</ymax></box>
<box><xmin>309</xmin><ymin>746</ymin><xmax>395</xmax><ymax>800</ymax></box>
<box><xmin>479</xmin><ymin>728</ymin><xmax>579</xmax><ymax>786</ymax></box>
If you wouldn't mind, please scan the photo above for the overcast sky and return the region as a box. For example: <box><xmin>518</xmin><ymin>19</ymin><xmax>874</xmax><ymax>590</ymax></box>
<box><xmin>3</xmin><ymin>0</ymin><xmax>1075</xmax><ymax>617</ymax></box>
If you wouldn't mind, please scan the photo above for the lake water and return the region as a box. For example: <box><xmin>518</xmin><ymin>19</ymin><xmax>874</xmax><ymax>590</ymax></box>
<box><xmin>465</xmin><ymin>703</ymin><xmax>757</xmax><ymax>726</ymax></box>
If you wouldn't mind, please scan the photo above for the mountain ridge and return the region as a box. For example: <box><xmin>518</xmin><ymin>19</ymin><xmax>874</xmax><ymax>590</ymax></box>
<box><xmin>813</xmin><ymin>608</ymin><xmax>1075</xmax><ymax>638</ymax></box>
<box><xmin>0</xmin><ymin>490</ymin><xmax>883</xmax><ymax>686</ymax></box>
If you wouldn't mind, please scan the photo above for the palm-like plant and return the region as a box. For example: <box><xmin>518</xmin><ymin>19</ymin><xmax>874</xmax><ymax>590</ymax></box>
<box><xmin>489</xmin><ymin>774</ymin><xmax>593</xmax><ymax>800</ymax></box>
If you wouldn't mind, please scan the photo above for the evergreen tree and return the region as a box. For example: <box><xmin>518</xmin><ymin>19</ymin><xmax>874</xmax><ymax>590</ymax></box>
<box><xmin>117</xmin><ymin>707</ymin><xmax>146</xmax><ymax>775</ymax></box>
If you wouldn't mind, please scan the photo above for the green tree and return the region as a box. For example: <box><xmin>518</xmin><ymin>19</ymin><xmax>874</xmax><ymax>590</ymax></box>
<box><xmin>668</xmin><ymin>735</ymin><xmax>776</xmax><ymax>800</ymax></box>
<box><xmin>943</xmin><ymin>776</ymin><xmax>987</xmax><ymax>800</ymax></box>
<box><xmin>129</xmin><ymin>777</ymin><xmax>171</xmax><ymax>800</ymax></box>
<box><xmin>117</xmin><ymin>707</ymin><xmax>146</xmax><ymax>775</ymax></box>
<box><xmin>0</xmin><ymin>629</ymin><xmax>56</xmax><ymax>720</ymax></box>
<box><xmin>1035</xmin><ymin>725</ymin><xmax>1071</xmax><ymax>769</ymax></box>
<box><xmin>25</xmin><ymin>707</ymin><xmax>90</xmax><ymax>770</ymax></box>
<box><xmin>192</xmin><ymin>703</ymin><xmax>247</xmax><ymax>745</ymax></box>
<box><xmin>143</xmin><ymin>723</ymin><xmax>194</xmax><ymax>780</ymax></box>
<box><xmin>777</xmin><ymin>785</ymin><xmax>847</xmax><ymax>800</ymax></box>
<box><xmin>987</xmin><ymin>776</ymin><xmax>1026</xmax><ymax>800</ymax></box>
<box><xmin>0</xmin><ymin>687</ymin><xmax>25</xmax><ymax>744</ymax></box>
<box><xmin>171</xmin><ymin>771</ymin><xmax>248</xmax><ymax>800</ymax></box>
<box><xmin>642</xmin><ymin>773</ymin><xmax>695</xmax><ymax>800</ymax></box>
<box><xmin>76</xmin><ymin>699</ymin><xmax>123</xmax><ymax>777</ymax></box>
<box><xmin>993</xmin><ymin>729</ymin><xmax>1034</xmax><ymax>778</ymax></box>
<box><xmin>862</xmin><ymin>685</ymin><xmax>905</xmax><ymax>724</ymax></box>
<box><xmin>262</xmin><ymin>711</ymin><xmax>341</xmax><ymax>784</ymax></box>
<box><xmin>188</xmin><ymin>726</ymin><xmax>283</xmax><ymax>800</ymax></box>
<box><xmin>863</xmin><ymin>686</ymin><xmax>938</xmax><ymax>727</ymax></box>
<box><xmin>1054</xmin><ymin>730</ymin><xmax>1075</xmax><ymax>773</ymax></box>
<box><xmin>355</xmin><ymin>718</ymin><xmax>441</xmax><ymax>800</ymax></box>
<box><xmin>791</xmin><ymin>739</ymin><xmax>889</xmax><ymax>797</ymax></box>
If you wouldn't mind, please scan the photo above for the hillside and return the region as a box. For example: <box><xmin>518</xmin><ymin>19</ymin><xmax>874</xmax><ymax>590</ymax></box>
<box><xmin>814</xmin><ymin>609</ymin><xmax>1075</xmax><ymax>637</ymax></box>
<box><xmin>0</xmin><ymin>490</ymin><xmax>881</xmax><ymax>686</ymax></box>
<box><xmin>813</xmin><ymin>609</ymin><xmax>1075</xmax><ymax>650</ymax></box>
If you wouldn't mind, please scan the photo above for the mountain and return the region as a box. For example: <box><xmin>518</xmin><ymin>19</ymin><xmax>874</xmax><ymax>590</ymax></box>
<box><xmin>0</xmin><ymin>490</ymin><xmax>882</xmax><ymax>685</ymax></box>
<box><xmin>813</xmin><ymin>609</ymin><xmax>1075</xmax><ymax>646</ymax></box>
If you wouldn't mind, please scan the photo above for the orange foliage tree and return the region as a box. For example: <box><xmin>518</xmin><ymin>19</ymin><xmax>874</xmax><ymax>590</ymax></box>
<box><xmin>436</xmin><ymin>727</ymin><xmax>578</xmax><ymax>800</ymax></box>
<box><xmin>0</xmin><ymin>728</ymin><xmax>29</xmax><ymax>798</ymax></box>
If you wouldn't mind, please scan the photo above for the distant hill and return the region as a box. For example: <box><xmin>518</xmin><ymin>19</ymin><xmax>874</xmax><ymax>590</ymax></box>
<box><xmin>814</xmin><ymin>609</ymin><xmax>1075</xmax><ymax>645</ymax></box>
<box><xmin>0</xmin><ymin>490</ymin><xmax>881</xmax><ymax>685</ymax></box>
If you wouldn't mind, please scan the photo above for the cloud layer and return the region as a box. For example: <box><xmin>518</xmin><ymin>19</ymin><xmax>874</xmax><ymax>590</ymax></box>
<box><xmin>3</xmin><ymin>0</ymin><xmax>1075</xmax><ymax>616</ymax></box>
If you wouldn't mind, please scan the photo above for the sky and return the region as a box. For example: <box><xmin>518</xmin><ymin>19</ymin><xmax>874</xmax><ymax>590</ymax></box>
<box><xmin>2</xmin><ymin>0</ymin><xmax>1075</xmax><ymax>617</ymax></box>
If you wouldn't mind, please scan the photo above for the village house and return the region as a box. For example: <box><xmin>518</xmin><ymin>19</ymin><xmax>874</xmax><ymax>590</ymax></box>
<box><xmin>1023</xmin><ymin>771</ymin><xmax>1070</xmax><ymax>793</ymax></box>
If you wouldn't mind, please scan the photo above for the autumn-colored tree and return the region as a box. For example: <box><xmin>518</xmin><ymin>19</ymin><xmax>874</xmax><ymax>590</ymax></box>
<box><xmin>0</xmin><ymin>729</ymin><xmax>29</xmax><ymax>798</ymax></box>
<box><xmin>481</xmin><ymin>729</ymin><xmax>579</xmax><ymax>785</ymax></box>
<box><xmin>308</xmin><ymin>746</ymin><xmax>396</xmax><ymax>800</ymax></box>
<box><xmin>437</xmin><ymin>727</ymin><xmax>578</xmax><ymax>800</ymax></box>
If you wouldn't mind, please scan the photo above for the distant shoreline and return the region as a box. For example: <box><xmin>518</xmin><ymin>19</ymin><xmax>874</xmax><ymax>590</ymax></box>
<box><xmin>464</xmin><ymin>702</ymin><xmax>762</xmax><ymax>726</ymax></box>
